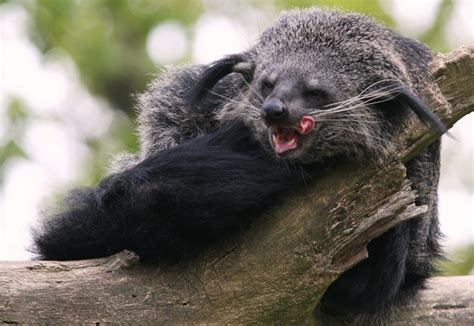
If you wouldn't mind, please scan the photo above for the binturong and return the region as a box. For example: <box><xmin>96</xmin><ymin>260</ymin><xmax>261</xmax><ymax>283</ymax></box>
<box><xmin>33</xmin><ymin>7</ymin><xmax>449</xmax><ymax>323</ymax></box>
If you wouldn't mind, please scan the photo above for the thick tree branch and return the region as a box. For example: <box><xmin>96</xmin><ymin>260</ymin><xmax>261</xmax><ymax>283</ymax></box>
<box><xmin>393</xmin><ymin>276</ymin><xmax>474</xmax><ymax>324</ymax></box>
<box><xmin>0</xmin><ymin>45</ymin><xmax>473</xmax><ymax>324</ymax></box>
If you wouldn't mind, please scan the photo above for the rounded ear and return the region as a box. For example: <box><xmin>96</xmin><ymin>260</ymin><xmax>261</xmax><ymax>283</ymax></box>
<box><xmin>191</xmin><ymin>54</ymin><xmax>255</xmax><ymax>108</ymax></box>
<box><xmin>371</xmin><ymin>80</ymin><xmax>447</xmax><ymax>134</ymax></box>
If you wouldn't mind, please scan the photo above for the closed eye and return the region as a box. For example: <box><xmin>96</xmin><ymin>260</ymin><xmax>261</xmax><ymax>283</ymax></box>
<box><xmin>303</xmin><ymin>88</ymin><xmax>329</xmax><ymax>100</ymax></box>
<box><xmin>260</xmin><ymin>80</ymin><xmax>274</xmax><ymax>97</ymax></box>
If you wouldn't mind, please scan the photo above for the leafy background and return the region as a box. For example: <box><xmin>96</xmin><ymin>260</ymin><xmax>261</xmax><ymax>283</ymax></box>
<box><xmin>0</xmin><ymin>0</ymin><xmax>472</xmax><ymax>276</ymax></box>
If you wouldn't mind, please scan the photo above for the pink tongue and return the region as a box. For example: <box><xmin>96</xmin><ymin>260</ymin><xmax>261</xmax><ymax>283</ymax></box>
<box><xmin>298</xmin><ymin>116</ymin><xmax>315</xmax><ymax>134</ymax></box>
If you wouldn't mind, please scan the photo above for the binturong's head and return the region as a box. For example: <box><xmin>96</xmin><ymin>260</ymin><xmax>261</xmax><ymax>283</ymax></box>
<box><xmin>192</xmin><ymin>8</ymin><xmax>447</xmax><ymax>164</ymax></box>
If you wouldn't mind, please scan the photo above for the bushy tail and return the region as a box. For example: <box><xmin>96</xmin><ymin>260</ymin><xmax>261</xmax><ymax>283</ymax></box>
<box><xmin>33</xmin><ymin>123</ymin><xmax>309</xmax><ymax>262</ymax></box>
<box><xmin>33</xmin><ymin>187</ymin><xmax>130</xmax><ymax>260</ymax></box>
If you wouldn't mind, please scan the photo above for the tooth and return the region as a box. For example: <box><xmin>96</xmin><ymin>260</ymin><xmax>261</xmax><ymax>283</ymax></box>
<box><xmin>272</xmin><ymin>133</ymin><xmax>279</xmax><ymax>144</ymax></box>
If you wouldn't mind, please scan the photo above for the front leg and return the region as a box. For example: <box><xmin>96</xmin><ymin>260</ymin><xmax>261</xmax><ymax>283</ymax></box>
<box><xmin>109</xmin><ymin>65</ymin><xmax>218</xmax><ymax>173</ymax></box>
<box><xmin>137</xmin><ymin>65</ymin><xmax>243</xmax><ymax>156</ymax></box>
<box><xmin>110</xmin><ymin>64</ymin><xmax>246</xmax><ymax>173</ymax></box>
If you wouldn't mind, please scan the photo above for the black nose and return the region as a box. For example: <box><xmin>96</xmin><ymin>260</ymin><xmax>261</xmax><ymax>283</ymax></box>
<box><xmin>261</xmin><ymin>98</ymin><xmax>288</xmax><ymax>122</ymax></box>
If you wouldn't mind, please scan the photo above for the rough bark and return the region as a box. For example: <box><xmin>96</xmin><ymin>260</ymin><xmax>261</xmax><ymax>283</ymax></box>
<box><xmin>0</xmin><ymin>45</ymin><xmax>472</xmax><ymax>325</ymax></box>
<box><xmin>394</xmin><ymin>276</ymin><xmax>474</xmax><ymax>325</ymax></box>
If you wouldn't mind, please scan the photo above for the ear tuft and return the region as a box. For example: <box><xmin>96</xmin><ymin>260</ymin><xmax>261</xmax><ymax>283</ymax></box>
<box><xmin>190</xmin><ymin>54</ymin><xmax>253</xmax><ymax>109</ymax></box>
<box><xmin>233</xmin><ymin>62</ymin><xmax>255</xmax><ymax>74</ymax></box>
<box><xmin>371</xmin><ymin>80</ymin><xmax>448</xmax><ymax>135</ymax></box>
<box><xmin>396</xmin><ymin>87</ymin><xmax>448</xmax><ymax>134</ymax></box>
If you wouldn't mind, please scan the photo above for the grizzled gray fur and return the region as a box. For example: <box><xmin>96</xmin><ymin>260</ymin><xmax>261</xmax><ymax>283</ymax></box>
<box><xmin>112</xmin><ymin>7</ymin><xmax>448</xmax><ymax>323</ymax></box>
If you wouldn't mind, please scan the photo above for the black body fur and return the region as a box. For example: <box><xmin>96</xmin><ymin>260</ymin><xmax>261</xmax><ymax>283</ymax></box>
<box><xmin>33</xmin><ymin>8</ymin><xmax>448</xmax><ymax>323</ymax></box>
<box><xmin>33</xmin><ymin>124</ymin><xmax>308</xmax><ymax>262</ymax></box>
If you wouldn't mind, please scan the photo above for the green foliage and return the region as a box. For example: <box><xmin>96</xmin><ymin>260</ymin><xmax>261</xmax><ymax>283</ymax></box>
<box><xmin>274</xmin><ymin>0</ymin><xmax>394</xmax><ymax>26</ymax></box>
<box><xmin>437</xmin><ymin>244</ymin><xmax>474</xmax><ymax>276</ymax></box>
<box><xmin>0</xmin><ymin>97</ymin><xmax>30</xmax><ymax>185</ymax></box>
<box><xmin>23</xmin><ymin>0</ymin><xmax>203</xmax><ymax>114</ymax></box>
<box><xmin>419</xmin><ymin>0</ymin><xmax>454</xmax><ymax>52</ymax></box>
<box><xmin>81</xmin><ymin>114</ymin><xmax>139</xmax><ymax>186</ymax></box>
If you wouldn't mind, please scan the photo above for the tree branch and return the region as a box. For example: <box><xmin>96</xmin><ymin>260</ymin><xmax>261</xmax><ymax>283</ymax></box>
<box><xmin>1</xmin><ymin>45</ymin><xmax>472</xmax><ymax>324</ymax></box>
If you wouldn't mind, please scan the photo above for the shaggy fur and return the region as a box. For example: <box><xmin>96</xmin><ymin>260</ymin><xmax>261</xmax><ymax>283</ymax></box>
<box><xmin>33</xmin><ymin>123</ymin><xmax>310</xmax><ymax>261</ymax></box>
<box><xmin>34</xmin><ymin>7</ymin><xmax>448</xmax><ymax>323</ymax></box>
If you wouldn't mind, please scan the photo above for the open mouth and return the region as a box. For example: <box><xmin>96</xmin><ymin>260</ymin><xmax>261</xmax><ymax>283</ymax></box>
<box><xmin>271</xmin><ymin>116</ymin><xmax>315</xmax><ymax>155</ymax></box>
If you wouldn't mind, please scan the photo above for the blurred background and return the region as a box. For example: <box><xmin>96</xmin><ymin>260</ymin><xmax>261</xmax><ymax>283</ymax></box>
<box><xmin>0</xmin><ymin>0</ymin><xmax>472</xmax><ymax>275</ymax></box>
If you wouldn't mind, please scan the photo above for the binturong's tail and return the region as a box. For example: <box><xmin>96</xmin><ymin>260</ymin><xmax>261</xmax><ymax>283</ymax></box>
<box><xmin>32</xmin><ymin>123</ymin><xmax>309</xmax><ymax>262</ymax></box>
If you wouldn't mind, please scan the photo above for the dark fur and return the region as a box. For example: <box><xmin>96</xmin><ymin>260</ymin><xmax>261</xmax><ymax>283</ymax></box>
<box><xmin>33</xmin><ymin>123</ymin><xmax>308</xmax><ymax>262</ymax></box>
<box><xmin>34</xmin><ymin>8</ymin><xmax>448</xmax><ymax>323</ymax></box>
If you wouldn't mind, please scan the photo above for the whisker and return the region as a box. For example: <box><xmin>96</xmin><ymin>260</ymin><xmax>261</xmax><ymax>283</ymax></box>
<box><xmin>239</xmin><ymin>75</ymin><xmax>264</xmax><ymax>102</ymax></box>
<box><xmin>323</xmin><ymin>88</ymin><xmax>401</xmax><ymax>111</ymax></box>
<box><xmin>335</xmin><ymin>126</ymin><xmax>400</xmax><ymax>146</ymax></box>
<box><xmin>308</xmin><ymin>92</ymin><xmax>399</xmax><ymax>117</ymax></box>
<box><xmin>277</xmin><ymin>157</ymin><xmax>291</xmax><ymax>174</ymax></box>
<box><xmin>237</xmin><ymin>89</ymin><xmax>261</xmax><ymax>112</ymax></box>
<box><xmin>204</xmin><ymin>88</ymin><xmax>243</xmax><ymax>106</ymax></box>
<box><xmin>311</xmin><ymin>118</ymin><xmax>381</xmax><ymax>124</ymax></box>
<box><xmin>295</xmin><ymin>162</ymin><xmax>311</xmax><ymax>185</ymax></box>
<box><xmin>324</xmin><ymin>80</ymin><xmax>402</xmax><ymax>109</ymax></box>
<box><xmin>317</xmin><ymin>111</ymin><xmax>381</xmax><ymax>119</ymax></box>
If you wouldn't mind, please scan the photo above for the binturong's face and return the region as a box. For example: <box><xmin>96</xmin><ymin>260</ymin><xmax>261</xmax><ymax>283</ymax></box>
<box><xmin>255</xmin><ymin>64</ymin><xmax>331</xmax><ymax>160</ymax></box>
<box><xmin>237</xmin><ymin>53</ymin><xmax>403</xmax><ymax>165</ymax></box>
<box><xmin>250</xmin><ymin>60</ymin><xmax>363</xmax><ymax>163</ymax></box>
<box><xmin>201</xmin><ymin>8</ymin><xmax>445</xmax><ymax>164</ymax></box>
